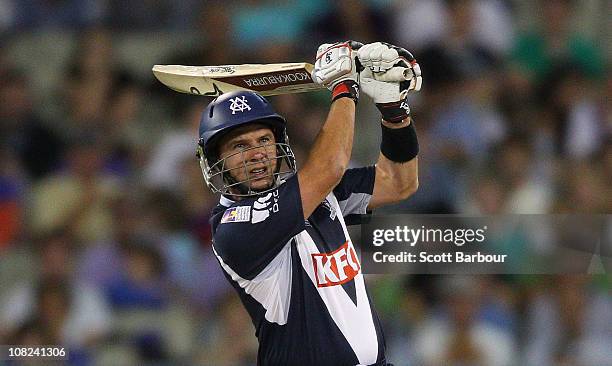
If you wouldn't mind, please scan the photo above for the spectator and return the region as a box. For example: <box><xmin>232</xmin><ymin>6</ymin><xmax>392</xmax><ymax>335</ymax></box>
<box><xmin>142</xmin><ymin>189</ymin><xmax>214</xmax><ymax>305</ymax></box>
<box><xmin>0</xmin><ymin>229</ymin><xmax>111</xmax><ymax>348</ymax></box>
<box><xmin>6</xmin><ymin>0</ymin><xmax>104</xmax><ymax>30</ymax></box>
<box><xmin>0</xmin><ymin>68</ymin><xmax>65</xmax><ymax>180</ymax></box>
<box><xmin>463</xmin><ymin>175</ymin><xmax>507</xmax><ymax>214</ymax></box>
<box><xmin>524</xmin><ymin>275</ymin><xmax>612</xmax><ymax>366</ymax></box>
<box><xmin>413</xmin><ymin>276</ymin><xmax>516</xmax><ymax>366</ymax></box>
<box><xmin>165</xmin><ymin>2</ymin><xmax>237</xmax><ymax>67</ymax></box>
<box><xmin>145</xmin><ymin>100</ymin><xmax>203</xmax><ymax>191</ymax></box>
<box><xmin>77</xmin><ymin>193</ymin><xmax>143</xmax><ymax>289</ymax></box>
<box><xmin>308</xmin><ymin>0</ymin><xmax>391</xmax><ymax>46</ymax></box>
<box><xmin>197</xmin><ymin>294</ymin><xmax>258</xmax><ymax>366</ymax></box>
<box><xmin>553</xmin><ymin>162</ymin><xmax>608</xmax><ymax>213</ymax></box>
<box><xmin>29</xmin><ymin>133</ymin><xmax>122</xmax><ymax>244</ymax></box>
<box><xmin>104</xmin><ymin>70</ymin><xmax>147</xmax><ymax>178</ymax></box>
<box><xmin>105</xmin><ymin>0</ymin><xmax>201</xmax><ymax>30</ymax></box>
<box><xmin>105</xmin><ymin>240</ymin><xmax>167</xmax><ymax>310</ymax></box>
<box><xmin>491</xmin><ymin>136</ymin><xmax>553</xmax><ymax>213</ymax></box>
<box><xmin>511</xmin><ymin>0</ymin><xmax>605</xmax><ymax>82</ymax></box>
<box><xmin>0</xmin><ymin>149</ymin><xmax>23</xmax><ymax>250</ymax></box>
<box><xmin>393</xmin><ymin>0</ymin><xmax>514</xmax><ymax>55</ymax></box>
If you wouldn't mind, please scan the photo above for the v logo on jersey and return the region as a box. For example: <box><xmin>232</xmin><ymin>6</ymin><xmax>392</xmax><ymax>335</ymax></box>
<box><xmin>320</xmin><ymin>199</ymin><xmax>337</xmax><ymax>220</ymax></box>
<box><xmin>311</xmin><ymin>241</ymin><xmax>361</xmax><ymax>287</ymax></box>
<box><xmin>252</xmin><ymin>190</ymin><xmax>279</xmax><ymax>223</ymax></box>
<box><xmin>297</xmin><ymin>228</ymin><xmax>379</xmax><ymax>363</ymax></box>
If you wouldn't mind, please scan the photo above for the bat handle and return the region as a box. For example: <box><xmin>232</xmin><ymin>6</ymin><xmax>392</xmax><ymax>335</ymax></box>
<box><xmin>349</xmin><ymin>41</ymin><xmax>365</xmax><ymax>73</ymax></box>
<box><xmin>371</xmin><ymin>67</ymin><xmax>412</xmax><ymax>82</ymax></box>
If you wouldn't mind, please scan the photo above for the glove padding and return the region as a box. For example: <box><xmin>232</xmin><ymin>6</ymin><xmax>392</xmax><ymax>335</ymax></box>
<box><xmin>358</xmin><ymin>42</ymin><xmax>422</xmax><ymax>93</ymax></box>
<box><xmin>360</xmin><ymin>67</ymin><xmax>410</xmax><ymax>104</ymax></box>
<box><xmin>358</xmin><ymin>42</ymin><xmax>422</xmax><ymax>122</ymax></box>
<box><xmin>361</xmin><ymin>68</ymin><xmax>411</xmax><ymax>123</ymax></box>
<box><xmin>312</xmin><ymin>41</ymin><xmax>362</xmax><ymax>91</ymax></box>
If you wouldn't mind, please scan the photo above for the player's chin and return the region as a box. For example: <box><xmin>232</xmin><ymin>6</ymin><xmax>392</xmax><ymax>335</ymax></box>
<box><xmin>250</xmin><ymin>176</ymin><xmax>274</xmax><ymax>191</ymax></box>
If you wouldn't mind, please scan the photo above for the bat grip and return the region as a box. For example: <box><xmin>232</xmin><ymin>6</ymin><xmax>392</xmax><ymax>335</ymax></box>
<box><xmin>348</xmin><ymin>41</ymin><xmax>365</xmax><ymax>73</ymax></box>
<box><xmin>372</xmin><ymin>67</ymin><xmax>411</xmax><ymax>82</ymax></box>
<box><xmin>355</xmin><ymin>57</ymin><xmax>364</xmax><ymax>73</ymax></box>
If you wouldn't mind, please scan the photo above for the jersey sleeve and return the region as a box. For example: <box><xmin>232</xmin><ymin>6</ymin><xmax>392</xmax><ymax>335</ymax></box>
<box><xmin>212</xmin><ymin>175</ymin><xmax>305</xmax><ymax>280</ymax></box>
<box><xmin>333</xmin><ymin>166</ymin><xmax>376</xmax><ymax>223</ymax></box>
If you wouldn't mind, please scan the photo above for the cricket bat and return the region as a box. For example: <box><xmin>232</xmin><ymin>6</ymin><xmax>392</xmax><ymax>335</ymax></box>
<box><xmin>152</xmin><ymin>63</ymin><xmax>414</xmax><ymax>97</ymax></box>
<box><xmin>152</xmin><ymin>63</ymin><xmax>321</xmax><ymax>97</ymax></box>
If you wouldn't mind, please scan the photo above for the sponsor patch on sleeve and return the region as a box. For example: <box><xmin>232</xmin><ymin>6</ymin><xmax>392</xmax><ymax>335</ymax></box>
<box><xmin>221</xmin><ymin>206</ymin><xmax>251</xmax><ymax>223</ymax></box>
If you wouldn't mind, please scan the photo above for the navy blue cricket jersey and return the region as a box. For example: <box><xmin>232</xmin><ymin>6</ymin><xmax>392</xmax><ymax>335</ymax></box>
<box><xmin>210</xmin><ymin>166</ymin><xmax>389</xmax><ymax>366</ymax></box>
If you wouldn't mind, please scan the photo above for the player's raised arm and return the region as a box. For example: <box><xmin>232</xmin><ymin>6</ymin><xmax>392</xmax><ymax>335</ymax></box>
<box><xmin>357</xmin><ymin>42</ymin><xmax>422</xmax><ymax>209</ymax></box>
<box><xmin>297</xmin><ymin>42</ymin><xmax>362</xmax><ymax>219</ymax></box>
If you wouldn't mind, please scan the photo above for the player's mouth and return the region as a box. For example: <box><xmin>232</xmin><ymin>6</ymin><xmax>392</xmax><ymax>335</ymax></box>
<box><xmin>250</xmin><ymin>167</ymin><xmax>269</xmax><ymax>180</ymax></box>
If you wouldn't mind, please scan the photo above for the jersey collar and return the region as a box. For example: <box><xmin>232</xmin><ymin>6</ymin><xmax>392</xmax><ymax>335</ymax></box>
<box><xmin>219</xmin><ymin>195</ymin><xmax>235</xmax><ymax>207</ymax></box>
<box><xmin>219</xmin><ymin>177</ymin><xmax>288</xmax><ymax>207</ymax></box>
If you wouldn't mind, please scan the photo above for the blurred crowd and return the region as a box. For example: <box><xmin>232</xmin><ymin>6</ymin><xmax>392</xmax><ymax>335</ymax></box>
<box><xmin>0</xmin><ymin>0</ymin><xmax>610</xmax><ymax>365</ymax></box>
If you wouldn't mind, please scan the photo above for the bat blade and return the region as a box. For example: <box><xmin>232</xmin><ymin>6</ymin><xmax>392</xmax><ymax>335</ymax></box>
<box><xmin>152</xmin><ymin>63</ymin><xmax>323</xmax><ymax>97</ymax></box>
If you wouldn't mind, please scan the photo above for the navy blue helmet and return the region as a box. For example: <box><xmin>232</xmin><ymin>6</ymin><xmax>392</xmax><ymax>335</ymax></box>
<box><xmin>196</xmin><ymin>91</ymin><xmax>296</xmax><ymax>196</ymax></box>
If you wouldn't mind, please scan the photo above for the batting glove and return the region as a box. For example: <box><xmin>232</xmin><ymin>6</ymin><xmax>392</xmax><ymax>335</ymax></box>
<box><xmin>358</xmin><ymin>42</ymin><xmax>422</xmax><ymax>122</ymax></box>
<box><xmin>312</xmin><ymin>41</ymin><xmax>363</xmax><ymax>103</ymax></box>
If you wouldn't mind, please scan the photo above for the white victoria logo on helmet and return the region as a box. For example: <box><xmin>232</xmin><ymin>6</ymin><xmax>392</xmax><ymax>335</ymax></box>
<box><xmin>229</xmin><ymin>96</ymin><xmax>252</xmax><ymax>114</ymax></box>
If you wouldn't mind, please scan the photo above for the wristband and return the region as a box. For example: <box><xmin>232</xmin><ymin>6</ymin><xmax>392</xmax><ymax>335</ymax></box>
<box><xmin>331</xmin><ymin>80</ymin><xmax>360</xmax><ymax>104</ymax></box>
<box><xmin>376</xmin><ymin>99</ymin><xmax>410</xmax><ymax>123</ymax></box>
<box><xmin>380</xmin><ymin>121</ymin><xmax>419</xmax><ymax>162</ymax></box>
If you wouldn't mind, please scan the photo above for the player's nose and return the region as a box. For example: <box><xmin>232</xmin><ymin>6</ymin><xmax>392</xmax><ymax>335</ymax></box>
<box><xmin>249</xmin><ymin>146</ymin><xmax>268</xmax><ymax>161</ymax></box>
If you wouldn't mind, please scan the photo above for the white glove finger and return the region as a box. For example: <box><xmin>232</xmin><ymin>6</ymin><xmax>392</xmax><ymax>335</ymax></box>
<box><xmin>357</xmin><ymin>42</ymin><xmax>381</xmax><ymax>65</ymax></box>
<box><xmin>356</xmin><ymin>43</ymin><xmax>374</xmax><ymax>58</ymax></box>
<box><xmin>360</xmin><ymin>66</ymin><xmax>408</xmax><ymax>103</ymax></box>
<box><xmin>313</xmin><ymin>42</ymin><xmax>355</xmax><ymax>86</ymax></box>
<box><xmin>369</xmin><ymin>45</ymin><xmax>386</xmax><ymax>72</ymax></box>
<box><xmin>381</xmin><ymin>47</ymin><xmax>399</xmax><ymax>62</ymax></box>
<box><xmin>362</xmin><ymin>43</ymin><xmax>385</xmax><ymax>72</ymax></box>
<box><xmin>411</xmin><ymin>75</ymin><xmax>423</xmax><ymax>92</ymax></box>
<box><xmin>313</xmin><ymin>60</ymin><xmax>350</xmax><ymax>85</ymax></box>
<box><xmin>380</xmin><ymin>59</ymin><xmax>398</xmax><ymax>71</ymax></box>
<box><xmin>316</xmin><ymin>43</ymin><xmax>336</xmax><ymax>58</ymax></box>
<box><xmin>313</xmin><ymin>65</ymin><xmax>336</xmax><ymax>82</ymax></box>
<box><xmin>412</xmin><ymin>62</ymin><xmax>421</xmax><ymax>77</ymax></box>
<box><xmin>407</xmin><ymin>62</ymin><xmax>422</xmax><ymax>92</ymax></box>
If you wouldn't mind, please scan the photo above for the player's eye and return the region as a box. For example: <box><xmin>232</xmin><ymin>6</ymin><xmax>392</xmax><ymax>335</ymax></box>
<box><xmin>259</xmin><ymin>136</ymin><xmax>271</xmax><ymax>144</ymax></box>
<box><xmin>234</xmin><ymin>143</ymin><xmax>247</xmax><ymax>150</ymax></box>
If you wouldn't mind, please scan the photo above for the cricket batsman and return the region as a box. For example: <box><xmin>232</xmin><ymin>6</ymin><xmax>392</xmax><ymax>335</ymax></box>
<box><xmin>196</xmin><ymin>41</ymin><xmax>421</xmax><ymax>366</ymax></box>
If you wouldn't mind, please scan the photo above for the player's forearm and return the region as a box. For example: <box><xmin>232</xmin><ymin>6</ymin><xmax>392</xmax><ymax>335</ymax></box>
<box><xmin>368</xmin><ymin>117</ymin><xmax>419</xmax><ymax>209</ymax></box>
<box><xmin>298</xmin><ymin>42</ymin><xmax>360</xmax><ymax>218</ymax></box>
<box><xmin>298</xmin><ymin>98</ymin><xmax>355</xmax><ymax>218</ymax></box>
<box><xmin>377</xmin><ymin>118</ymin><xmax>419</xmax><ymax>196</ymax></box>
<box><xmin>376</xmin><ymin>154</ymin><xmax>419</xmax><ymax>198</ymax></box>
<box><xmin>307</xmin><ymin>98</ymin><xmax>355</xmax><ymax>178</ymax></box>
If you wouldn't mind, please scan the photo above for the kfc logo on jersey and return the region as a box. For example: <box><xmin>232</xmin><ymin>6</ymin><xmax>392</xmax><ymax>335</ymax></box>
<box><xmin>312</xmin><ymin>241</ymin><xmax>361</xmax><ymax>287</ymax></box>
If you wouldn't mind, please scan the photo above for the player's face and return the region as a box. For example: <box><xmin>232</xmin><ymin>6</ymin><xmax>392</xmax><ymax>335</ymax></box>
<box><xmin>218</xmin><ymin>124</ymin><xmax>278</xmax><ymax>192</ymax></box>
